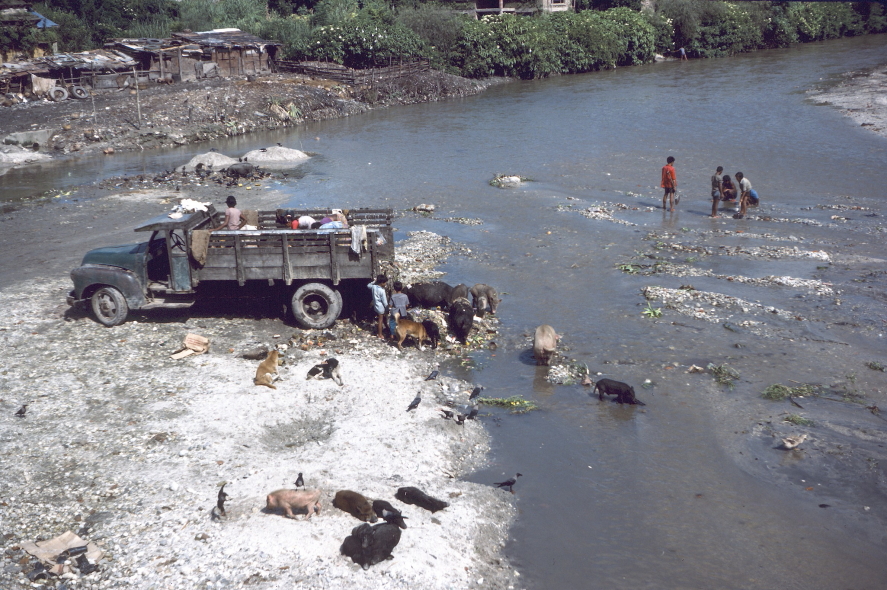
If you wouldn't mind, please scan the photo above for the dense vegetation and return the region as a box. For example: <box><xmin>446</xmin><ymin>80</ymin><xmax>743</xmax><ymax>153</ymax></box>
<box><xmin>8</xmin><ymin>1</ymin><xmax>887</xmax><ymax>78</ymax></box>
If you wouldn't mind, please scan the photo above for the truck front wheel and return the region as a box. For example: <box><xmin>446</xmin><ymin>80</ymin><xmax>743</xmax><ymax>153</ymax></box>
<box><xmin>91</xmin><ymin>286</ymin><xmax>129</xmax><ymax>327</ymax></box>
<box><xmin>291</xmin><ymin>283</ymin><xmax>342</xmax><ymax>329</ymax></box>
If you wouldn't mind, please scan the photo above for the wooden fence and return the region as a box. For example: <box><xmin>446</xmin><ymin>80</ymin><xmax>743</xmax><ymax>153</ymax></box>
<box><xmin>273</xmin><ymin>60</ymin><xmax>430</xmax><ymax>86</ymax></box>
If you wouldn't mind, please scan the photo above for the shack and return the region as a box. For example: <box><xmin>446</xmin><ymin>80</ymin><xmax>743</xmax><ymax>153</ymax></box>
<box><xmin>108</xmin><ymin>29</ymin><xmax>280</xmax><ymax>83</ymax></box>
<box><xmin>0</xmin><ymin>49</ymin><xmax>137</xmax><ymax>100</ymax></box>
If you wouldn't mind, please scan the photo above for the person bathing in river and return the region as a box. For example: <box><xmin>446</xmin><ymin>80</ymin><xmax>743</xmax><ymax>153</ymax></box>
<box><xmin>711</xmin><ymin>166</ymin><xmax>724</xmax><ymax>218</ymax></box>
<box><xmin>661</xmin><ymin>156</ymin><xmax>677</xmax><ymax>212</ymax></box>
<box><xmin>209</xmin><ymin>195</ymin><xmax>245</xmax><ymax>233</ymax></box>
<box><xmin>721</xmin><ymin>175</ymin><xmax>737</xmax><ymax>202</ymax></box>
<box><xmin>735</xmin><ymin>172</ymin><xmax>759</xmax><ymax>218</ymax></box>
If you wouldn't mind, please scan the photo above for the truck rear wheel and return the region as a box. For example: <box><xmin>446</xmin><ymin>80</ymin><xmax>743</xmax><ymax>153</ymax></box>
<box><xmin>91</xmin><ymin>286</ymin><xmax>129</xmax><ymax>327</ymax></box>
<box><xmin>291</xmin><ymin>283</ymin><xmax>342</xmax><ymax>329</ymax></box>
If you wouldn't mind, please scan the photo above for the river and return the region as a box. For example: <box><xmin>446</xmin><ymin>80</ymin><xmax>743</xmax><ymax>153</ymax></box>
<box><xmin>3</xmin><ymin>34</ymin><xmax>887</xmax><ymax>589</ymax></box>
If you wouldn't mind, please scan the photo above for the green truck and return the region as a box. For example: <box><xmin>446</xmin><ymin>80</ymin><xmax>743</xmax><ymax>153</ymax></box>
<box><xmin>67</xmin><ymin>206</ymin><xmax>394</xmax><ymax>328</ymax></box>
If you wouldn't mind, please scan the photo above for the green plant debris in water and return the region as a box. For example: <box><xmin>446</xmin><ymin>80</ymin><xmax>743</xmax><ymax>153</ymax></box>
<box><xmin>476</xmin><ymin>396</ymin><xmax>538</xmax><ymax>414</ymax></box>
<box><xmin>707</xmin><ymin>363</ymin><xmax>739</xmax><ymax>388</ymax></box>
<box><xmin>784</xmin><ymin>414</ymin><xmax>815</xmax><ymax>426</ymax></box>
<box><xmin>865</xmin><ymin>361</ymin><xmax>885</xmax><ymax>372</ymax></box>
<box><xmin>642</xmin><ymin>301</ymin><xmax>662</xmax><ymax>318</ymax></box>
<box><xmin>761</xmin><ymin>383</ymin><xmax>819</xmax><ymax>401</ymax></box>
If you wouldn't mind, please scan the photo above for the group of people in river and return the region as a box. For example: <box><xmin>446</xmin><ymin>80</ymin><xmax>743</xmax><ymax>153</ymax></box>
<box><xmin>660</xmin><ymin>156</ymin><xmax>759</xmax><ymax>219</ymax></box>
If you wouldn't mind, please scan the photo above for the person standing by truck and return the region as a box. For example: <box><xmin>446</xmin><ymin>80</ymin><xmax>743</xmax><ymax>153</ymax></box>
<box><xmin>368</xmin><ymin>274</ymin><xmax>388</xmax><ymax>339</ymax></box>
<box><xmin>210</xmin><ymin>196</ymin><xmax>245</xmax><ymax>232</ymax></box>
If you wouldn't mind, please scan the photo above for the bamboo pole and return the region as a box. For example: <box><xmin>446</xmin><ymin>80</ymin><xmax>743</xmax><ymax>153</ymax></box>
<box><xmin>132</xmin><ymin>66</ymin><xmax>141</xmax><ymax>129</ymax></box>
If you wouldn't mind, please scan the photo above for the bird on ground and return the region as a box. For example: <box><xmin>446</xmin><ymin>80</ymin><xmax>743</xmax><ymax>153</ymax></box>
<box><xmin>15</xmin><ymin>404</ymin><xmax>27</xmax><ymax>418</ymax></box>
<box><xmin>439</xmin><ymin>409</ymin><xmax>454</xmax><ymax>420</ymax></box>
<box><xmin>276</xmin><ymin>142</ymin><xmax>283</xmax><ymax>147</ymax></box>
<box><xmin>295</xmin><ymin>473</ymin><xmax>304</xmax><ymax>488</ymax></box>
<box><xmin>425</xmin><ymin>370</ymin><xmax>439</xmax><ymax>381</ymax></box>
<box><xmin>455</xmin><ymin>414</ymin><xmax>466</xmax><ymax>426</ymax></box>
<box><xmin>260</xmin><ymin>148</ymin><xmax>267</xmax><ymax>152</ymax></box>
<box><xmin>779</xmin><ymin>434</ymin><xmax>807</xmax><ymax>450</ymax></box>
<box><xmin>469</xmin><ymin>386</ymin><xmax>484</xmax><ymax>401</ymax></box>
<box><xmin>217</xmin><ymin>484</ymin><xmax>229</xmax><ymax>516</ymax></box>
<box><xmin>467</xmin><ymin>407</ymin><xmax>479</xmax><ymax>420</ymax></box>
<box><xmin>407</xmin><ymin>393</ymin><xmax>421</xmax><ymax>412</ymax></box>
<box><xmin>494</xmin><ymin>473</ymin><xmax>523</xmax><ymax>493</ymax></box>
<box><xmin>210</xmin><ymin>147</ymin><xmax>218</xmax><ymax>152</ymax></box>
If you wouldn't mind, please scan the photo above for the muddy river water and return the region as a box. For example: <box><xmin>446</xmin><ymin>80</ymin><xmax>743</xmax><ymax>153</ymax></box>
<box><xmin>4</xmin><ymin>35</ymin><xmax>887</xmax><ymax>589</ymax></box>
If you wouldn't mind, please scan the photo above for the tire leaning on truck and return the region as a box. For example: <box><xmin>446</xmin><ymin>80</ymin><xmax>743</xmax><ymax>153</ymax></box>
<box><xmin>291</xmin><ymin>283</ymin><xmax>342</xmax><ymax>329</ymax></box>
<box><xmin>90</xmin><ymin>286</ymin><xmax>129</xmax><ymax>327</ymax></box>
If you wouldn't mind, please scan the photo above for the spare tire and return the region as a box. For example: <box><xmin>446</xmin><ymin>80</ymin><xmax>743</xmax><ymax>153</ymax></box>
<box><xmin>291</xmin><ymin>283</ymin><xmax>342</xmax><ymax>329</ymax></box>
<box><xmin>70</xmin><ymin>85</ymin><xmax>89</xmax><ymax>99</ymax></box>
<box><xmin>49</xmin><ymin>87</ymin><xmax>69</xmax><ymax>102</ymax></box>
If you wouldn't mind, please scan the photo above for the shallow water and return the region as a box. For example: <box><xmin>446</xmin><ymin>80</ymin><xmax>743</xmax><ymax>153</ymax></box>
<box><xmin>3</xmin><ymin>34</ymin><xmax>887</xmax><ymax>589</ymax></box>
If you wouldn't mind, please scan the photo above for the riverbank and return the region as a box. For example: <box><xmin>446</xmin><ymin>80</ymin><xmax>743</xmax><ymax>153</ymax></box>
<box><xmin>809</xmin><ymin>61</ymin><xmax>887</xmax><ymax>140</ymax></box>
<box><xmin>0</xmin><ymin>69</ymin><xmax>498</xmax><ymax>167</ymax></box>
<box><xmin>0</xmin><ymin>185</ymin><xmax>520</xmax><ymax>590</ymax></box>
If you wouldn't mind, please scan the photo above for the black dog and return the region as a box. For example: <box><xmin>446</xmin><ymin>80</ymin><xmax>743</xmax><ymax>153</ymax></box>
<box><xmin>395</xmin><ymin>486</ymin><xmax>449</xmax><ymax>513</ymax></box>
<box><xmin>306</xmin><ymin>357</ymin><xmax>343</xmax><ymax>386</ymax></box>
<box><xmin>595</xmin><ymin>378</ymin><xmax>645</xmax><ymax>406</ymax></box>
<box><xmin>422</xmin><ymin>320</ymin><xmax>440</xmax><ymax>350</ymax></box>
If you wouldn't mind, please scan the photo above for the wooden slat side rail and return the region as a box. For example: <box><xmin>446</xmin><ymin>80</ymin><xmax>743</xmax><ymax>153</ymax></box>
<box><xmin>234</xmin><ymin>235</ymin><xmax>245</xmax><ymax>286</ymax></box>
<box><xmin>281</xmin><ymin>232</ymin><xmax>292</xmax><ymax>285</ymax></box>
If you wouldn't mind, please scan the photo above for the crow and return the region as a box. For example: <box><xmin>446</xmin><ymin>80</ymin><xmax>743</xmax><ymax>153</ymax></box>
<box><xmin>494</xmin><ymin>473</ymin><xmax>523</xmax><ymax>493</ymax></box>
<box><xmin>467</xmin><ymin>407</ymin><xmax>479</xmax><ymax>420</ymax></box>
<box><xmin>15</xmin><ymin>404</ymin><xmax>27</xmax><ymax>418</ymax></box>
<box><xmin>217</xmin><ymin>483</ymin><xmax>229</xmax><ymax>516</ymax></box>
<box><xmin>469</xmin><ymin>386</ymin><xmax>484</xmax><ymax>401</ymax></box>
<box><xmin>454</xmin><ymin>414</ymin><xmax>466</xmax><ymax>426</ymax></box>
<box><xmin>425</xmin><ymin>370</ymin><xmax>439</xmax><ymax>381</ymax></box>
<box><xmin>439</xmin><ymin>409</ymin><xmax>454</xmax><ymax>420</ymax></box>
<box><xmin>276</xmin><ymin>142</ymin><xmax>283</xmax><ymax>147</ymax></box>
<box><xmin>406</xmin><ymin>394</ymin><xmax>421</xmax><ymax>412</ymax></box>
<box><xmin>295</xmin><ymin>472</ymin><xmax>304</xmax><ymax>488</ymax></box>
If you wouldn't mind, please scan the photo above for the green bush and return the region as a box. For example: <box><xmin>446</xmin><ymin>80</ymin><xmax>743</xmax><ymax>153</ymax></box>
<box><xmin>306</xmin><ymin>18</ymin><xmax>425</xmax><ymax>68</ymax></box>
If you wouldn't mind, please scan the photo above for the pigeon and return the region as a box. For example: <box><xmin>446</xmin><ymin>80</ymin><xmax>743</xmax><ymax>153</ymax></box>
<box><xmin>406</xmin><ymin>394</ymin><xmax>421</xmax><ymax>412</ymax></box>
<box><xmin>439</xmin><ymin>409</ymin><xmax>454</xmax><ymax>420</ymax></box>
<box><xmin>469</xmin><ymin>386</ymin><xmax>484</xmax><ymax>401</ymax></box>
<box><xmin>779</xmin><ymin>434</ymin><xmax>807</xmax><ymax>450</ymax></box>
<box><xmin>217</xmin><ymin>484</ymin><xmax>229</xmax><ymax>516</ymax></box>
<box><xmin>494</xmin><ymin>473</ymin><xmax>523</xmax><ymax>493</ymax></box>
<box><xmin>425</xmin><ymin>370</ymin><xmax>439</xmax><ymax>381</ymax></box>
<box><xmin>466</xmin><ymin>407</ymin><xmax>479</xmax><ymax>420</ymax></box>
<box><xmin>295</xmin><ymin>473</ymin><xmax>304</xmax><ymax>488</ymax></box>
<box><xmin>15</xmin><ymin>404</ymin><xmax>27</xmax><ymax>418</ymax></box>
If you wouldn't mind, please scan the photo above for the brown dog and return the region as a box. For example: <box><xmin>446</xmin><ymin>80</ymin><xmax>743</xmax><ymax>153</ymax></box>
<box><xmin>394</xmin><ymin>313</ymin><xmax>430</xmax><ymax>350</ymax></box>
<box><xmin>254</xmin><ymin>349</ymin><xmax>280</xmax><ymax>389</ymax></box>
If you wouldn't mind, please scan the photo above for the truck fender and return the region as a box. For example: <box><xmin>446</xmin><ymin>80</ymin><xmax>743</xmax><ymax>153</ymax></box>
<box><xmin>71</xmin><ymin>264</ymin><xmax>147</xmax><ymax>309</ymax></box>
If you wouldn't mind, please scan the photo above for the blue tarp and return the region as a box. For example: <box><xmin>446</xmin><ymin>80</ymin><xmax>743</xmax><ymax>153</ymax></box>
<box><xmin>31</xmin><ymin>11</ymin><xmax>58</xmax><ymax>29</ymax></box>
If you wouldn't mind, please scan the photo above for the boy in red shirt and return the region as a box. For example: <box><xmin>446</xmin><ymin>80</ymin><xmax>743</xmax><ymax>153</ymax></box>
<box><xmin>661</xmin><ymin>156</ymin><xmax>677</xmax><ymax>212</ymax></box>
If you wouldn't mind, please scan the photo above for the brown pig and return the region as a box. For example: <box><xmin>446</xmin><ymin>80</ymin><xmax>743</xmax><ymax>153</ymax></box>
<box><xmin>533</xmin><ymin>324</ymin><xmax>560</xmax><ymax>366</ymax></box>
<box><xmin>265</xmin><ymin>488</ymin><xmax>322</xmax><ymax>519</ymax></box>
<box><xmin>333</xmin><ymin>490</ymin><xmax>378</xmax><ymax>522</ymax></box>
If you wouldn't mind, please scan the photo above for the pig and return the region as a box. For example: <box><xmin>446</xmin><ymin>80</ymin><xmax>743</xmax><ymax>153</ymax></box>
<box><xmin>224</xmin><ymin>162</ymin><xmax>255</xmax><ymax>178</ymax></box>
<box><xmin>533</xmin><ymin>325</ymin><xmax>559</xmax><ymax>366</ymax></box>
<box><xmin>333</xmin><ymin>490</ymin><xmax>378</xmax><ymax>522</ymax></box>
<box><xmin>595</xmin><ymin>378</ymin><xmax>645</xmax><ymax>406</ymax></box>
<box><xmin>372</xmin><ymin>499</ymin><xmax>408</xmax><ymax>529</ymax></box>
<box><xmin>469</xmin><ymin>284</ymin><xmax>500</xmax><ymax>318</ymax></box>
<box><xmin>406</xmin><ymin>281</ymin><xmax>454</xmax><ymax>309</ymax></box>
<box><xmin>265</xmin><ymin>488</ymin><xmax>322</xmax><ymax>519</ymax></box>
<box><xmin>395</xmin><ymin>486</ymin><xmax>448</xmax><ymax>513</ymax></box>
<box><xmin>422</xmin><ymin>320</ymin><xmax>441</xmax><ymax>350</ymax></box>
<box><xmin>448</xmin><ymin>283</ymin><xmax>469</xmax><ymax>305</ymax></box>
<box><xmin>340</xmin><ymin>522</ymin><xmax>402</xmax><ymax>569</ymax></box>
<box><xmin>449</xmin><ymin>297</ymin><xmax>474</xmax><ymax>344</ymax></box>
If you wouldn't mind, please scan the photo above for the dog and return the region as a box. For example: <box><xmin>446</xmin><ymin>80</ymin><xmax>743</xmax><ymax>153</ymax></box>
<box><xmin>254</xmin><ymin>349</ymin><xmax>280</xmax><ymax>389</ymax></box>
<box><xmin>306</xmin><ymin>357</ymin><xmax>343</xmax><ymax>386</ymax></box>
<box><xmin>394</xmin><ymin>312</ymin><xmax>430</xmax><ymax>350</ymax></box>
<box><xmin>421</xmin><ymin>320</ymin><xmax>440</xmax><ymax>350</ymax></box>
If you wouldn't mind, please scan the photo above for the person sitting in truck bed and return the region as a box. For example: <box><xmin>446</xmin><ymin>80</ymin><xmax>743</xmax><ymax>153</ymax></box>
<box><xmin>318</xmin><ymin>210</ymin><xmax>349</xmax><ymax>230</ymax></box>
<box><xmin>209</xmin><ymin>196</ymin><xmax>246</xmax><ymax>233</ymax></box>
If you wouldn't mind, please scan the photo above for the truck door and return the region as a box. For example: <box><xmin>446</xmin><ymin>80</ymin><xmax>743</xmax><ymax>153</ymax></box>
<box><xmin>167</xmin><ymin>229</ymin><xmax>193</xmax><ymax>292</ymax></box>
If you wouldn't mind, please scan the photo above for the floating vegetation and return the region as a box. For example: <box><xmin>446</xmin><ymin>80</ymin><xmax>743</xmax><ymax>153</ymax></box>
<box><xmin>865</xmin><ymin>361</ymin><xmax>885</xmax><ymax>372</ymax></box>
<box><xmin>642</xmin><ymin>301</ymin><xmax>663</xmax><ymax>318</ymax></box>
<box><xmin>476</xmin><ymin>396</ymin><xmax>538</xmax><ymax>414</ymax></box>
<box><xmin>708</xmin><ymin>363</ymin><xmax>739</xmax><ymax>388</ymax></box>
<box><xmin>761</xmin><ymin>383</ymin><xmax>819</xmax><ymax>401</ymax></box>
<box><xmin>618</xmin><ymin>264</ymin><xmax>640</xmax><ymax>274</ymax></box>
<box><xmin>784</xmin><ymin>414</ymin><xmax>815</xmax><ymax>426</ymax></box>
